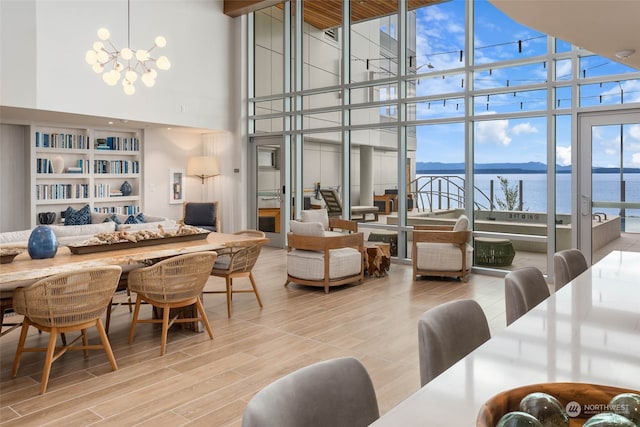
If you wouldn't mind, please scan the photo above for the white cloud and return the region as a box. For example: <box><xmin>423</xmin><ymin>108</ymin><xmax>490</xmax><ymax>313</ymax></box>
<box><xmin>556</xmin><ymin>145</ymin><xmax>571</xmax><ymax>166</ymax></box>
<box><xmin>632</xmin><ymin>153</ymin><xmax>640</xmax><ymax>167</ymax></box>
<box><xmin>511</xmin><ymin>122</ymin><xmax>539</xmax><ymax>135</ymax></box>
<box><xmin>477</xmin><ymin>120</ymin><xmax>511</xmax><ymax>145</ymax></box>
<box><xmin>629</xmin><ymin>124</ymin><xmax>640</xmax><ymax>141</ymax></box>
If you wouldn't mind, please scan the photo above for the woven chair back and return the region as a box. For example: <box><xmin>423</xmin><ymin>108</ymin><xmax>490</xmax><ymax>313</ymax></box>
<box><xmin>128</xmin><ymin>252</ymin><xmax>217</xmax><ymax>303</ymax></box>
<box><xmin>229</xmin><ymin>243</ymin><xmax>262</xmax><ymax>274</ymax></box>
<box><xmin>12</xmin><ymin>266</ymin><xmax>122</xmax><ymax>328</ymax></box>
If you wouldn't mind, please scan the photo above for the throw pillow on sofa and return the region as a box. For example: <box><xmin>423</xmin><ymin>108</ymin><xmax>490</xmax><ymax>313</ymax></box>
<box><xmin>102</xmin><ymin>214</ymin><xmax>122</xmax><ymax>225</ymax></box>
<box><xmin>64</xmin><ymin>204</ymin><xmax>91</xmax><ymax>226</ymax></box>
<box><xmin>124</xmin><ymin>213</ymin><xmax>146</xmax><ymax>224</ymax></box>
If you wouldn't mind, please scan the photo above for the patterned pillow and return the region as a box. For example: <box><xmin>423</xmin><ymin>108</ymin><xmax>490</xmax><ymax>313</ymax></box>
<box><xmin>102</xmin><ymin>214</ymin><xmax>122</xmax><ymax>225</ymax></box>
<box><xmin>124</xmin><ymin>213</ymin><xmax>146</xmax><ymax>224</ymax></box>
<box><xmin>64</xmin><ymin>204</ymin><xmax>91</xmax><ymax>226</ymax></box>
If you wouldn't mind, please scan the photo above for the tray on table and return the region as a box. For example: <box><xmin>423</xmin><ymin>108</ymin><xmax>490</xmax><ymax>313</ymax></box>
<box><xmin>67</xmin><ymin>232</ymin><xmax>210</xmax><ymax>254</ymax></box>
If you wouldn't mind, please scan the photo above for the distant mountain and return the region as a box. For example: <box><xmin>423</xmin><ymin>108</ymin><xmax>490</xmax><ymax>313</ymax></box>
<box><xmin>416</xmin><ymin>162</ymin><xmax>640</xmax><ymax>174</ymax></box>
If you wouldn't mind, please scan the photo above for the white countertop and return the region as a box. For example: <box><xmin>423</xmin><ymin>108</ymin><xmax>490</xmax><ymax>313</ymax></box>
<box><xmin>372</xmin><ymin>250</ymin><xmax>640</xmax><ymax>426</ymax></box>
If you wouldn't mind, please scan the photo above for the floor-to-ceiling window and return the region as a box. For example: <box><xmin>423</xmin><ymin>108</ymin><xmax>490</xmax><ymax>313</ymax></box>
<box><xmin>248</xmin><ymin>0</ymin><xmax>640</xmax><ymax>276</ymax></box>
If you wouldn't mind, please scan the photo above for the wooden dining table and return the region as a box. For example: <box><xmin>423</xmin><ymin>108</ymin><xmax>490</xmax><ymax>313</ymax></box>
<box><xmin>371</xmin><ymin>250</ymin><xmax>640</xmax><ymax>426</ymax></box>
<box><xmin>0</xmin><ymin>231</ymin><xmax>268</xmax><ymax>291</ymax></box>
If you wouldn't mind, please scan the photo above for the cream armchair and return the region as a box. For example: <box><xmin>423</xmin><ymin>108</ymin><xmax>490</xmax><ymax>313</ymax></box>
<box><xmin>412</xmin><ymin>214</ymin><xmax>473</xmax><ymax>282</ymax></box>
<box><xmin>284</xmin><ymin>218</ymin><xmax>364</xmax><ymax>294</ymax></box>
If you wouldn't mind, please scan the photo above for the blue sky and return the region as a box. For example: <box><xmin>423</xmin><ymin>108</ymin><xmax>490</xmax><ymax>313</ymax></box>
<box><xmin>412</xmin><ymin>0</ymin><xmax>640</xmax><ymax>168</ymax></box>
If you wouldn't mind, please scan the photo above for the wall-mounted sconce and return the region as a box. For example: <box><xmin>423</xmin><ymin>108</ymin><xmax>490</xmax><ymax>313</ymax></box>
<box><xmin>187</xmin><ymin>156</ymin><xmax>220</xmax><ymax>183</ymax></box>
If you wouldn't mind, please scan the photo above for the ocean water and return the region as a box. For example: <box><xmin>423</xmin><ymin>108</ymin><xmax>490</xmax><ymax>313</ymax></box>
<box><xmin>416</xmin><ymin>173</ymin><xmax>640</xmax><ymax>218</ymax></box>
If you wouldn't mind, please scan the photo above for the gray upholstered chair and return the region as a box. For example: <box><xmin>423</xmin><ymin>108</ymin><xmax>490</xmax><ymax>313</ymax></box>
<box><xmin>553</xmin><ymin>248</ymin><xmax>588</xmax><ymax>291</ymax></box>
<box><xmin>242</xmin><ymin>357</ymin><xmax>379</xmax><ymax>427</ymax></box>
<box><xmin>504</xmin><ymin>266</ymin><xmax>550</xmax><ymax>325</ymax></box>
<box><xmin>181</xmin><ymin>201</ymin><xmax>220</xmax><ymax>232</ymax></box>
<box><xmin>418</xmin><ymin>299</ymin><xmax>490</xmax><ymax>386</ymax></box>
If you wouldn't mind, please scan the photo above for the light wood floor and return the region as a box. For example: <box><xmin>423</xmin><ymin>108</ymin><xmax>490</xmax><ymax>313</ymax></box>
<box><xmin>1</xmin><ymin>248</ymin><xmax>509</xmax><ymax>426</ymax></box>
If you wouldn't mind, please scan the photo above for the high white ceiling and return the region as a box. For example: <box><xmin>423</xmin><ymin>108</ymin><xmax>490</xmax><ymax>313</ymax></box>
<box><xmin>489</xmin><ymin>0</ymin><xmax>640</xmax><ymax>71</ymax></box>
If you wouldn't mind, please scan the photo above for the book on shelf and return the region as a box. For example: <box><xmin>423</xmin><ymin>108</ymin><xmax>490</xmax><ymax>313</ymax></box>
<box><xmin>66</xmin><ymin>166</ymin><xmax>83</xmax><ymax>173</ymax></box>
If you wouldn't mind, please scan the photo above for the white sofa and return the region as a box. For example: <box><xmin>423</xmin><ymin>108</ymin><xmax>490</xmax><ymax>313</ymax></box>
<box><xmin>0</xmin><ymin>213</ymin><xmax>175</xmax><ymax>248</ymax></box>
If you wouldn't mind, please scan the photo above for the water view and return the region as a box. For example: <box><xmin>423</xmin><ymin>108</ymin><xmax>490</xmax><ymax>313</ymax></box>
<box><xmin>416</xmin><ymin>173</ymin><xmax>640</xmax><ymax>218</ymax></box>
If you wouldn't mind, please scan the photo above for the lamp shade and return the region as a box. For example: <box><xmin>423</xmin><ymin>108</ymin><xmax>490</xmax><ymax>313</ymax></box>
<box><xmin>187</xmin><ymin>156</ymin><xmax>220</xmax><ymax>183</ymax></box>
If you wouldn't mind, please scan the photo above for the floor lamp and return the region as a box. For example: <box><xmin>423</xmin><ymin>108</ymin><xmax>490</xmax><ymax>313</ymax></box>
<box><xmin>187</xmin><ymin>156</ymin><xmax>220</xmax><ymax>201</ymax></box>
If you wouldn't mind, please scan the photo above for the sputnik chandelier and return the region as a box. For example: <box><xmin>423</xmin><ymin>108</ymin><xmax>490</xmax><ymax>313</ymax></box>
<box><xmin>85</xmin><ymin>0</ymin><xmax>170</xmax><ymax>95</ymax></box>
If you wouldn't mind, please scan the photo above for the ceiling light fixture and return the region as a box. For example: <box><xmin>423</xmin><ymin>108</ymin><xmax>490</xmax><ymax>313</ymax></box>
<box><xmin>615</xmin><ymin>49</ymin><xmax>636</xmax><ymax>59</ymax></box>
<box><xmin>85</xmin><ymin>0</ymin><xmax>170</xmax><ymax>95</ymax></box>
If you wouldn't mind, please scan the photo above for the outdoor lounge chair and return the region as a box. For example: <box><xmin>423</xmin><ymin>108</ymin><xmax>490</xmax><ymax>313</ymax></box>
<box><xmin>319</xmin><ymin>188</ymin><xmax>379</xmax><ymax>222</ymax></box>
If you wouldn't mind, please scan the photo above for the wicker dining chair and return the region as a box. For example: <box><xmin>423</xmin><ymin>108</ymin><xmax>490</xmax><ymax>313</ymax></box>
<box><xmin>11</xmin><ymin>266</ymin><xmax>122</xmax><ymax>394</ymax></box>
<box><xmin>205</xmin><ymin>230</ymin><xmax>265</xmax><ymax>318</ymax></box>
<box><xmin>127</xmin><ymin>252</ymin><xmax>217</xmax><ymax>355</ymax></box>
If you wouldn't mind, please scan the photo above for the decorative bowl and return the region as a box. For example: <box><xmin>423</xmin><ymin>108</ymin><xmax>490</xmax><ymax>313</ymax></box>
<box><xmin>0</xmin><ymin>248</ymin><xmax>23</xmax><ymax>264</ymax></box>
<box><xmin>477</xmin><ymin>383</ymin><xmax>640</xmax><ymax>427</ymax></box>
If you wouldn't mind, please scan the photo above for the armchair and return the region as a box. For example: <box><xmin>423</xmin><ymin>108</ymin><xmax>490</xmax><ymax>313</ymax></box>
<box><xmin>412</xmin><ymin>215</ymin><xmax>473</xmax><ymax>282</ymax></box>
<box><xmin>284</xmin><ymin>220</ymin><xmax>365</xmax><ymax>294</ymax></box>
<box><xmin>181</xmin><ymin>201</ymin><xmax>220</xmax><ymax>232</ymax></box>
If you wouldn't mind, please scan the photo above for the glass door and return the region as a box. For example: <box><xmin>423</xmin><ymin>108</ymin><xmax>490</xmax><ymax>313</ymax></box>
<box><xmin>578</xmin><ymin>110</ymin><xmax>640</xmax><ymax>263</ymax></box>
<box><xmin>251</xmin><ymin>137</ymin><xmax>286</xmax><ymax>247</ymax></box>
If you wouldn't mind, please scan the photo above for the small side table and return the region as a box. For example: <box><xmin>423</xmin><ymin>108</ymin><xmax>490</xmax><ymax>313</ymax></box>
<box><xmin>474</xmin><ymin>237</ymin><xmax>515</xmax><ymax>266</ymax></box>
<box><xmin>364</xmin><ymin>241</ymin><xmax>391</xmax><ymax>277</ymax></box>
<box><xmin>368</xmin><ymin>230</ymin><xmax>398</xmax><ymax>256</ymax></box>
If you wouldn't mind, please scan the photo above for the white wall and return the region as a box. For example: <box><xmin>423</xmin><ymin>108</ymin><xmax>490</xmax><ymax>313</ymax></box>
<box><xmin>1</xmin><ymin>0</ymin><xmax>238</xmax><ymax>131</ymax></box>
<box><xmin>0</xmin><ymin>0</ymin><xmax>247</xmax><ymax>232</ymax></box>
<box><xmin>0</xmin><ymin>124</ymin><xmax>30</xmax><ymax>231</ymax></box>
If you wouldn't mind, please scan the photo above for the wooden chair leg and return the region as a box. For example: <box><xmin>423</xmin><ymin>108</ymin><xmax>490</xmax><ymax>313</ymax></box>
<box><xmin>249</xmin><ymin>273</ymin><xmax>263</xmax><ymax>308</ymax></box>
<box><xmin>40</xmin><ymin>328</ymin><xmax>58</xmax><ymax>394</ymax></box>
<box><xmin>225</xmin><ymin>278</ymin><xmax>232</xmax><ymax>318</ymax></box>
<box><xmin>12</xmin><ymin>319</ymin><xmax>30</xmax><ymax>377</ymax></box>
<box><xmin>195</xmin><ymin>298</ymin><xmax>215</xmax><ymax>340</ymax></box>
<box><xmin>160</xmin><ymin>303</ymin><xmax>170</xmax><ymax>356</ymax></box>
<box><xmin>128</xmin><ymin>295</ymin><xmax>142</xmax><ymax>345</ymax></box>
<box><xmin>96</xmin><ymin>318</ymin><xmax>118</xmax><ymax>371</ymax></box>
<box><xmin>81</xmin><ymin>329</ymin><xmax>89</xmax><ymax>358</ymax></box>
<box><xmin>105</xmin><ymin>297</ymin><xmax>113</xmax><ymax>334</ymax></box>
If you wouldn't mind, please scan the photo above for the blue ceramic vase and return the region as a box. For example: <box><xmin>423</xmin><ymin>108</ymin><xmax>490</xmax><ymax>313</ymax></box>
<box><xmin>28</xmin><ymin>225</ymin><xmax>58</xmax><ymax>259</ymax></box>
<box><xmin>120</xmin><ymin>181</ymin><xmax>132</xmax><ymax>196</ymax></box>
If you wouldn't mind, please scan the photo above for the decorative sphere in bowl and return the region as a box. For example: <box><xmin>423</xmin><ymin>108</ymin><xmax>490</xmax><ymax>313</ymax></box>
<box><xmin>583</xmin><ymin>413</ymin><xmax>636</xmax><ymax>426</ymax></box>
<box><xmin>496</xmin><ymin>411</ymin><xmax>544</xmax><ymax>427</ymax></box>
<box><xmin>609</xmin><ymin>393</ymin><xmax>640</xmax><ymax>426</ymax></box>
<box><xmin>519</xmin><ymin>392</ymin><xmax>569</xmax><ymax>427</ymax></box>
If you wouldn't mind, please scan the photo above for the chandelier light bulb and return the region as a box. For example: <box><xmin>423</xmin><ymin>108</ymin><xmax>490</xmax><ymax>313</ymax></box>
<box><xmin>115</xmin><ymin>62</ymin><xmax>124</xmax><ymax>72</ymax></box>
<box><xmin>135</xmin><ymin>49</ymin><xmax>150</xmax><ymax>61</ymax></box>
<box><xmin>123</xmin><ymin>84</ymin><xmax>136</xmax><ymax>95</ymax></box>
<box><xmin>154</xmin><ymin>36</ymin><xmax>167</xmax><ymax>48</ymax></box>
<box><xmin>97</xmin><ymin>28</ymin><xmax>110</xmax><ymax>40</ymax></box>
<box><xmin>92</xmin><ymin>63</ymin><xmax>104</xmax><ymax>73</ymax></box>
<box><xmin>93</xmin><ymin>41</ymin><xmax>104</xmax><ymax>51</ymax></box>
<box><xmin>141</xmin><ymin>71</ymin><xmax>156</xmax><ymax>87</ymax></box>
<box><xmin>148</xmin><ymin>68</ymin><xmax>158</xmax><ymax>78</ymax></box>
<box><xmin>156</xmin><ymin>56</ymin><xmax>171</xmax><ymax>70</ymax></box>
<box><xmin>121</xmin><ymin>47</ymin><xmax>134</xmax><ymax>60</ymax></box>
<box><xmin>125</xmin><ymin>70</ymin><xmax>138</xmax><ymax>82</ymax></box>
<box><xmin>96</xmin><ymin>50</ymin><xmax>109</xmax><ymax>63</ymax></box>
<box><xmin>85</xmin><ymin>50</ymin><xmax>97</xmax><ymax>65</ymax></box>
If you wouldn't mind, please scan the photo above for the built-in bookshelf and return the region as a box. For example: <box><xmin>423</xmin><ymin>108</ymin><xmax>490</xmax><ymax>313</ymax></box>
<box><xmin>31</xmin><ymin>126</ymin><xmax>143</xmax><ymax>226</ymax></box>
